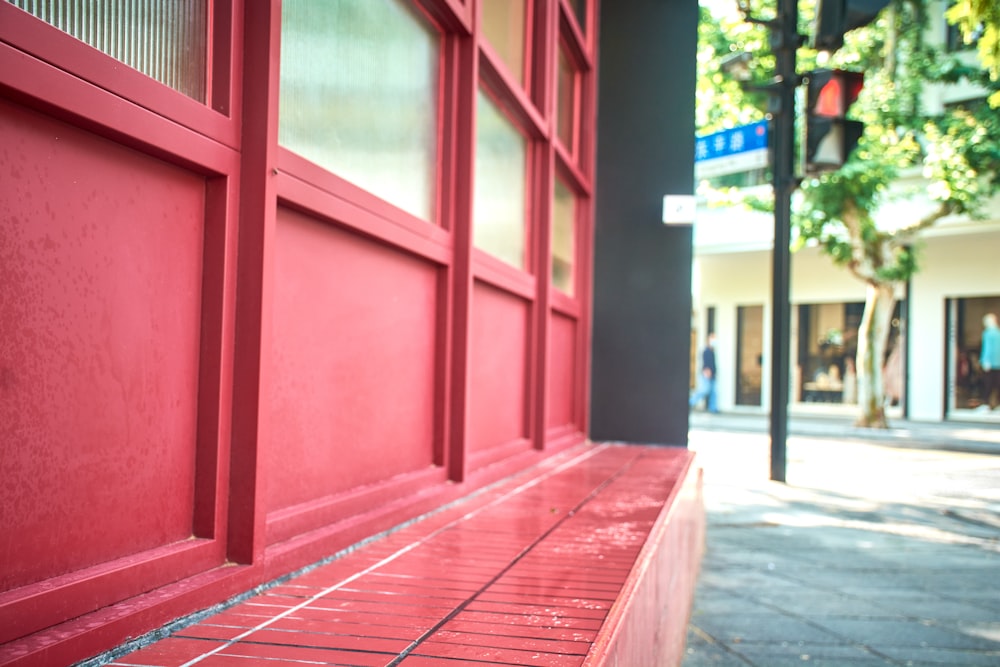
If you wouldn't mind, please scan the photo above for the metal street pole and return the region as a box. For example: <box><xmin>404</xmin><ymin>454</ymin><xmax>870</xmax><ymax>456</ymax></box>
<box><xmin>768</xmin><ymin>0</ymin><xmax>799</xmax><ymax>483</ymax></box>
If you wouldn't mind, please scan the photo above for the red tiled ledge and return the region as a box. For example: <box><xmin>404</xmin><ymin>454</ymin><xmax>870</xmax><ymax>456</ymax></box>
<box><xmin>100</xmin><ymin>443</ymin><xmax>704</xmax><ymax>667</ymax></box>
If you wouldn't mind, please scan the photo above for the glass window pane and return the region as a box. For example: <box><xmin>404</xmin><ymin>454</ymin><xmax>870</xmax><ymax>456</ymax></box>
<box><xmin>474</xmin><ymin>89</ymin><xmax>527</xmax><ymax>269</ymax></box>
<box><xmin>279</xmin><ymin>0</ymin><xmax>439</xmax><ymax>222</ymax></box>
<box><xmin>556</xmin><ymin>44</ymin><xmax>576</xmax><ymax>151</ymax></box>
<box><xmin>480</xmin><ymin>0</ymin><xmax>525</xmax><ymax>85</ymax></box>
<box><xmin>551</xmin><ymin>177</ymin><xmax>574</xmax><ymax>295</ymax></box>
<box><xmin>736</xmin><ymin>305</ymin><xmax>763</xmax><ymax>406</ymax></box>
<box><xmin>952</xmin><ymin>296</ymin><xmax>1000</xmax><ymax>410</ymax></box>
<box><xmin>9</xmin><ymin>0</ymin><xmax>207</xmax><ymax>101</ymax></box>
<box><xmin>797</xmin><ymin>302</ymin><xmax>860</xmax><ymax>404</ymax></box>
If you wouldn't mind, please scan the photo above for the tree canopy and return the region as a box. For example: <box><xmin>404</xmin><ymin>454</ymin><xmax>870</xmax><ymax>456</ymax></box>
<box><xmin>946</xmin><ymin>0</ymin><xmax>1000</xmax><ymax>106</ymax></box>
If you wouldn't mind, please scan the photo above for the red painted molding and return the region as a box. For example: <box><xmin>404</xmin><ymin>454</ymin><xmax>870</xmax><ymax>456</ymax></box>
<box><xmin>265</xmin><ymin>467</ymin><xmax>450</xmax><ymax>545</ymax></box>
<box><xmin>0</xmin><ymin>540</ymin><xmax>223</xmax><ymax>647</ymax></box>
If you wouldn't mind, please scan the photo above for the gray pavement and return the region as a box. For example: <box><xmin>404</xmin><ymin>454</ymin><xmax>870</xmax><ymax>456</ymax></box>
<box><xmin>682</xmin><ymin>413</ymin><xmax>1000</xmax><ymax>666</ymax></box>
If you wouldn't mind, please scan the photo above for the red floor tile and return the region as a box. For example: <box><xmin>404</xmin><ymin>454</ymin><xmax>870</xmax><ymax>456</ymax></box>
<box><xmin>217</xmin><ymin>641</ymin><xmax>395</xmax><ymax>666</ymax></box>
<box><xmin>367</xmin><ymin>572</ymin><xmax>484</xmax><ymax>593</ymax></box>
<box><xmin>109</xmin><ymin>638</ymin><xmax>227</xmax><ymax>667</ymax></box>
<box><xmin>303</xmin><ymin>596</ymin><xmax>455</xmax><ymax>619</ymax></box>
<box><xmin>463</xmin><ymin>599</ymin><xmax>607</xmax><ymax>620</ymax></box>
<box><xmin>267</xmin><ymin>616</ymin><xmax>420</xmax><ymax>641</ymax></box>
<box><xmin>340</xmin><ymin>581</ymin><xmax>475</xmax><ymax>601</ymax></box>
<box><xmin>407</xmin><ymin>641</ymin><xmax>585</xmax><ymax>666</ymax></box>
<box><xmin>237</xmin><ymin>627</ymin><xmax>409</xmax><ymax>654</ymax></box>
<box><xmin>191</xmin><ymin>655</ymin><xmax>340</xmax><ymax>667</ymax></box>
<box><xmin>449</xmin><ymin>609</ymin><xmax>604</xmax><ymax>632</ymax></box>
<box><xmin>285</xmin><ymin>606</ymin><xmax>441</xmax><ymax>630</ymax></box>
<box><xmin>396</xmin><ymin>657</ymin><xmax>511</xmax><ymax>667</ymax></box>
<box><xmin>440</xmin><ymin>618</ymin><xmax>597</xmax><ymax>643</ymax></box>
<box><xmin>486</xmin><ymin>581</ymin><xmax>618</xmax><ymax>600</ymax></box>
<box><xmin>473</xmin><ymin>590</ymin><xmax>613</xmax><ymax>612</ymax></box>
<box><xmin>428</xmin><ymin>629</ymin><xmax>590</xmax><ymax>656</ymax></box>
<box><xmin>173</xmin><ymin>623</ymin><xmax>249</xmax><ymax>642</ymax></box>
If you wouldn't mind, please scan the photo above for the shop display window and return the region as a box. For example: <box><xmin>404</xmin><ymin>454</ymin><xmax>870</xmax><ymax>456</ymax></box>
<box><xmin>736</xmin><ymin>305</ymin><xmax>763</xmax><ymax>406</ymax></box>
<box><xmin>950</xmin><ymin>296</ymin><xmax>1000</xmax><ymax>412</ymax></box>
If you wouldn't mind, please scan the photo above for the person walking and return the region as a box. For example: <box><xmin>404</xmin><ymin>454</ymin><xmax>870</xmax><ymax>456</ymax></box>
<box><xmin>981</xmin><ymin>313</ymin><xmax>1000</xmax><ymax>410</ymax></box>
<box><xmin>690</xmin><ymin>332</ymin><xmax>719</xmax><ymax>413</ymax></box>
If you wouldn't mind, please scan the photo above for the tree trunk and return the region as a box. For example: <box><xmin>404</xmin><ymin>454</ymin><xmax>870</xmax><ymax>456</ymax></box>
<box><xmin>855</xmin><ymin>282</ymin><xmax>896</xmax><ymax>428</ymax></box>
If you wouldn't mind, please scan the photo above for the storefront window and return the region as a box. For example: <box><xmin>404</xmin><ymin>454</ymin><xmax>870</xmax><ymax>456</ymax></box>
<box><xmin>551</xmin><ymin>177</ymin><xmax>575</xmax><ymax>294</ymax></box>
<box><xmin>797</xmin><ymin>302</ymin><xmax>903</xmax><ymax>405</ymax></box>
<box><xmin>736</xmin><ymin>305</ymin><xmax>763</xmax><ymax>406</ymax></box>
<box><xmin>279</xmin><ymin>0</ymin><xmax>439</xmax><ymax>222</ymax></box>
<box><xmin>949</xmin><ymin>296</ymin><xmax>1000</xmax><ymax>412</ymax></box>
<box><xmin>473</xmin><ymin>89</ymin><xmax>527</xmax><ymax>269</ymax></box>
<box><xmin>8</xmin><ymin>0</ymin><xmax>208</xmax><ymax>101</ymax></box>
<box><xmin>798</xmin><ymin>303</ymin><xmax>859</xmax><ymax>403</ymax></box>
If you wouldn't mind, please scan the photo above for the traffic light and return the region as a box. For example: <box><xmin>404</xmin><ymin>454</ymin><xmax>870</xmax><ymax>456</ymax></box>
<box><xmin>813</xmin><ymin>0</ymin><xmax>890</xmax><ymax>52</ymax></box>
<box><xmin>804</xmin><ymin>69</ymin><xmax>865</xmax><ymax>174</ymax></box>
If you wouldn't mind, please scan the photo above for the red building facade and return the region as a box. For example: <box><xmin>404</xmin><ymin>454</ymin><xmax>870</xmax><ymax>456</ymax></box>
<box><xmin>2</xmin><ymin>1</ymin><xmax>602</xmax><ymax>664</ymax></box>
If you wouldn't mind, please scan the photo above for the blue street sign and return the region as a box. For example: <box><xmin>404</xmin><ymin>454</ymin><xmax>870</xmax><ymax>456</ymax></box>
<box><xmin>695</xmin><ymin>121</ymin><xmax>769</xmax><ymax>178</ymax></box>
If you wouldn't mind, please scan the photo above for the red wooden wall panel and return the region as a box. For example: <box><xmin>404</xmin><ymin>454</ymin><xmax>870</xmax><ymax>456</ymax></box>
<box><xmin>266</xmin><ymin>207</ymin><xmax>441</xmax><ymax>513</ymax></box>
<box><xmin>547</xmin><ymin>312</ymin><xmax>577</xmax><ymax>429</ymax></box>
<box><xmin>468</xmin><ymin>281</ymin><xmax>531</xmax><ymax>457</ymax></box>
<box><xmin>0</xmin><ymin>98</ymin><xmax>205</xmax><ymax>590</ymax></box>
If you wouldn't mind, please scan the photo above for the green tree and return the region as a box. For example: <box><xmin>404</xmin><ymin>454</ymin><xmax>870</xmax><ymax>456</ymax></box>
<box><xmin>797</xmin><ymin>0</ymin><xmax>1000</xmax><ymax>427</ymax></box>
<box><xmin>698</xmin><ymin>0</ymin><xmax>1000</xmax><ymax>427</ymax></box>
<box><xmin>946</xmin><ymin>0</ymin><xmax>1000</xmax><ymax>106</ymax></box>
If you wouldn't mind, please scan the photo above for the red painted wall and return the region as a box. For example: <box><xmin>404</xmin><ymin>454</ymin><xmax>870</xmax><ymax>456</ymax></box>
<box><xmin>1</xmin><ymin>98</ymin><xmax>205</xmax><ymax>590</ymax></box>
<box><xmin>0</xmin><ymin>1</ymin><xmax>597</xmax><ymax>665</ymax></box>
<box><xmin>268</xmin><ymin>208</ymin><xmax>441</xmax><ymax>503</ymax></box>
<box><xmin>548</xmin><ymin>312</ymin><xmax>579</xmax><ymax>429</ymax></box>
<box><xmin>469</xmin><ymin>282</ymin><xmax>531</xmax><ymax>458</ymax></box>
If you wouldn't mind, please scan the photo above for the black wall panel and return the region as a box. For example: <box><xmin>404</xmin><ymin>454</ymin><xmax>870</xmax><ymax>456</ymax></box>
<box><xmin>591</xmin><ymin>0</ymin><xmax>697</xmax><ymax>445</ymax></box>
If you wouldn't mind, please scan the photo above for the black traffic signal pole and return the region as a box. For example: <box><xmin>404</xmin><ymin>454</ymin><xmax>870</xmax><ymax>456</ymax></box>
<box><xmin>769</xmin><ymin>0</ymin><xmax>797</xmax><ymax>483</ymax></box>
<box><xmin>744</xmin><ymin>0</ymin><xmax>886</xmax><ymax>481</ymax></box>
<box><xmin>741</xmin><ymin>0</ymin><xmax>800</xmax><ymax>482</ymax></box>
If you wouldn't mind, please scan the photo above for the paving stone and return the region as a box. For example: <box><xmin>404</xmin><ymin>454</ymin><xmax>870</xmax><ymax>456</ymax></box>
<box><xmin>683</xmin><ymin>426</ymin><xmax>1000</xmax><ymax>667</ymax></box>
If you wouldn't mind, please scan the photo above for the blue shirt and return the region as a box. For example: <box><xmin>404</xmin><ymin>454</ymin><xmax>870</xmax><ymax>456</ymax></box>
<box><xmin>982</xmin><ymin>325</ymin><xmax>1000</xmax><ymax>369</ymax></box>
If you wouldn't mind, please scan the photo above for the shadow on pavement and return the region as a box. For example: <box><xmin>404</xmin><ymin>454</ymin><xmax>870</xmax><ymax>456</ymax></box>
<box><xmin>682</xmin><ymin>428</ymin><xmax>1000</xmax><ymax>667</ymax></box>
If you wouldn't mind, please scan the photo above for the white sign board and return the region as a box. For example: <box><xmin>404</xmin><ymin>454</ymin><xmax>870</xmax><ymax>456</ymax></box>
<box><xmin>662</xmin><ymin>195</ymin><xmax>696</xmax><ymax>224</ymax></box>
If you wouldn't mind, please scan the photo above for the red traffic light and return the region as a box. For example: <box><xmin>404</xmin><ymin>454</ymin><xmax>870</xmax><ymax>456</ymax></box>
<box><xmin>804</xmin><ymin>69</ymin><xmax>866</xmax><ymax>174</ymax></box>
<box><xmin>807</xmin><ymin>69</ymin><xmax>864</xmax><ymax>118</ymax></box>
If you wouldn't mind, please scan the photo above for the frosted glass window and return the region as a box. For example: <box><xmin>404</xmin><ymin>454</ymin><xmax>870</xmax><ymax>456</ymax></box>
<box><xmin>279</xmin><ymin>0</ymin><xmax>439</xmax><ymax>222</ymax></box>
<box><xmin>480</xmin><ymin>0</ymin><xmax>525</xmax><ymax>85</ymax></box>
<box><xmin>8</xmin><ymin>0</ymin><xmax>207</xmax><ymax>101</ymax></box>
<box><xmin>474</xmin><ymin>90</ymin><xmax>527</xmax><ymax>269</ymax></box>
<box><xmin>551</xmin><ymin>177</ymin><xmax>575</xmax><ymax>295</ymax></box>
<box><xmin>556</xmin><ymin>44</ymin><xmax>576</xmax><ymax>152</ymax></box>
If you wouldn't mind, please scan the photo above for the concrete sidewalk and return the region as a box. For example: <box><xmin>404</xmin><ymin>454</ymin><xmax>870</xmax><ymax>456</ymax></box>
<box><xmin>682</xmin><ymin>419</ymin><xmax>1000</xmax><ymax>666</ymax></box>
<box><xmin>689</xmin><ymin>410</ymin><xmax>1000</xmax><ymax>456</ymax></box>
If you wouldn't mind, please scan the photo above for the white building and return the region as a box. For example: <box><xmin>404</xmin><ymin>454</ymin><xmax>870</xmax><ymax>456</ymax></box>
<box><xmin>692</xmin><ymin>187</ymin><xmax>1000</xmax><ymax>423</ymax></box>
<box><xmin>693</xmin><ymin>0</ymin><xmax>1000</xmax><ymax>424</ymax></box>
